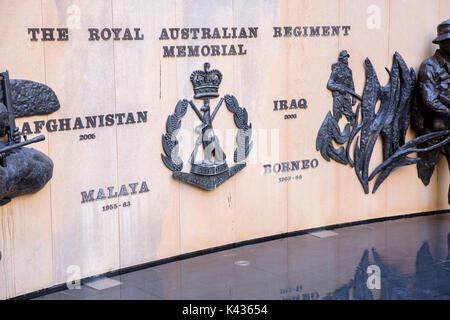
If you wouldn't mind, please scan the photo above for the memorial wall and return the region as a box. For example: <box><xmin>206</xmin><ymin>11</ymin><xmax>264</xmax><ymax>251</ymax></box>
<box><xmin>0</xmin><ymin>0</ymin><xmax>449</xmax><ymax>299</ymax></box>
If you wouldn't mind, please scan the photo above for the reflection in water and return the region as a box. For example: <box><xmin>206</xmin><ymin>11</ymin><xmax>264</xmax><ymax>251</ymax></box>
<box><xmin>324</xmin><ymin>233</ymin><xmax>450</xmax><ymax>300</ymax></box>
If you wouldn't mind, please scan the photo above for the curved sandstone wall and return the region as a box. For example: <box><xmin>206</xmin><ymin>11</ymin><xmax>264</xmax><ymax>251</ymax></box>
<box><xmin>0</xmin><ymin>0</ymin><xmax>449</xmax><ymax>299</ymax></box>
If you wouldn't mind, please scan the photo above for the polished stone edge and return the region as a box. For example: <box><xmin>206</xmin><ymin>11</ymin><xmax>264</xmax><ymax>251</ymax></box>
<box><xmin>11</xmin><ymin>208</ymin><xmax>450</xmax><ymax>300</ymax></box>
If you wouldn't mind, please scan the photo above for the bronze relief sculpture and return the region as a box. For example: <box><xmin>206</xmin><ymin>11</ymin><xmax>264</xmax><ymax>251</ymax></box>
<box><xmin>316</xmin><ymin>20</ymin><xmax>450</xmax><ymax>200</ymax></box>
<box><xmin>327</xmin><ymin>50</ymin><xmax>359</xmax><ymax>123</ymax></box>
<box><xmin>412</xmin><ymin>19</ymin><xmax>450</xmax><ymax>203</ymax></box>
<box><xmin>0</xmin><ymin>71</ymin><xmax>58</xmax><ymax>205</ymax></box>
<box><xmin>161</xmin><ymin>63</ymin><xmax>252</xmax><ymax>191</ymax></box>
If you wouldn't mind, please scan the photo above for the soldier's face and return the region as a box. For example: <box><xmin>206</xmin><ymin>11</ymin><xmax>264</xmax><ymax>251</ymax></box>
<box><xmin>440</xmin><ymin>39</ymin><xmax>450</xmax><ymax>55</ymax></box>
<box><xmin>340</xmin><ymin>56</ymin><xmax>349</xmax><ymax>64</ymax></box>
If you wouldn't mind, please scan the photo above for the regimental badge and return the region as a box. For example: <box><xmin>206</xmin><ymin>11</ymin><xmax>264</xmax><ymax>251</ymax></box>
<box><xmin>161</xmin><ymin>63</ymin><xmax>253</xmax><ymax>191</ymax></box>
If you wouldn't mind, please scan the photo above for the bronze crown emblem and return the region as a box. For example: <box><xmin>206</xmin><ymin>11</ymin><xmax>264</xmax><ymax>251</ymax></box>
<box><xmin>190</xmin><ymin>62</ymin><xmax>222</xmax><ymax>99</ymax></box>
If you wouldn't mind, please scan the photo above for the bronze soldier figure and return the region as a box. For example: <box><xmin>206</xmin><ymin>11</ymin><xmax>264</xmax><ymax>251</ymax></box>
<box><xmin>0</xmin><ymin>71</ymin><xmax>53</xmax><ymax>205</ymax></box>
<box><xmin>412</xmin><ymin>19</ymin><xmax>450</xmax><ymax>201</ymax></box>
<box><xmin>327</xmin><ymin>50</ymin><xmax>358</xmax><ymax>122</ymax></box>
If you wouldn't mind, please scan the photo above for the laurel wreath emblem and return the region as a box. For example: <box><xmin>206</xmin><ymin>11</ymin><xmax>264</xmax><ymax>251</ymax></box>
<box><xmin>161</xmin><ymin>99</ymin><xmax>188</xmax><ymax>171</ymax></box>
<box><xmin>224</xmin><ymin>94</ymin><xmax>253</xmax><ymax>162</ymax></box>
